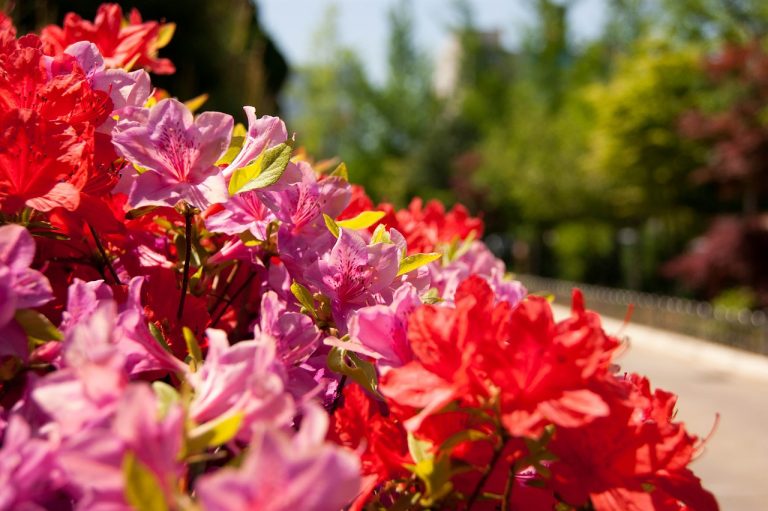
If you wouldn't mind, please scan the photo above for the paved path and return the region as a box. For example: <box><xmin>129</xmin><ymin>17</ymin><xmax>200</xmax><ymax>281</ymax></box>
<box><xmin>552</xmin><ymin>305</ymin><xmax>768</xmax><ymax>511</ymax></box>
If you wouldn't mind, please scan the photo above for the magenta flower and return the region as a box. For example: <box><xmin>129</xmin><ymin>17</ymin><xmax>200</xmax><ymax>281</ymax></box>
<box><xmin>112</xmin><ymin>98</ymin><xmax>233</xmax><ymax>209</ymax></box>
<box><xmin>189</xmin><ymin>329</ymin><xmax>295</xmax><ymax>441</ymax></box>
<box><xmin>254</xmin><ymin>291</ymin><xmax>321</xmax><ymax>366</ymax></box>
<box><xmin>55</xmin><ymin>384</ymin><xmax>184</xmax><ymax>510</ymax></box>
<box><xmin>195</xmin><ymin>404</ymin><xmax>361</xmax><ymax>511</ymax></box>
<box><xmin>309</xmin><ymin>229</ymin><xmax>400</xmax><ymax>326</ymax></box>
<box><xmin>0</xmin><ymin>415</ymin><xmax>63</xmax><ymax>510</ymax></box>
<box><xmin>205</xmin><ymin>189</ymin><xmax>276</xmax><ymax>238</ymax></box>
<box><xmin>429</xmin><ymin>240</ymin><xmax>526</xmax><ymax>305</ymax></box>
<box><xmin>329</xmin><ymin>282</ymin><xmax>421</xmax><ymax>373</ymax></box>
<box><xmin>0</xmin><ymin>225</ymin><xmax>53</xmax><ymax>361</ymax></box>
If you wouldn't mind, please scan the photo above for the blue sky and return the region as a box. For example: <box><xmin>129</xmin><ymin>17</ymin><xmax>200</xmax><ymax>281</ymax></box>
<box><xmin>258</xmin><ymin>0</ymin><xmax>607</xmax><ymax>82</ymax></box>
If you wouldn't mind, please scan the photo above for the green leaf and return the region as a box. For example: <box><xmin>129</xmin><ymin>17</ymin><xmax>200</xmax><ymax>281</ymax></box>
<box><xmin>187</xmin><ymin>412</ymin><xmax>244</xmax><ymax>454</ymax></box>
<box><xmin>397</xmin><ymin>252</ymin><xmax>442</xmax><ymax>277</ymax></box>
<box><xmin>14</xmin><ymin>309</ymin><xmax>62</xmax><ymax>342</ymax></box>
<box><xmin>323</xmin><ymin>214</ymin><xmax>340</xmax><ymax>238</ymax></box>
<box><xmin>216</xmin><ymin>124</ymin><xmax>247</xmax><ymax>165</ymax></box>
<box><xmin>123</xmin><ymin>451</ymin><xmax>169</xmax><ymax>511</ymax></box>
<box><xmin>370</xmin><ymin>224</ymin><xmax>392</xmax><ymax>244</ymax></box>
<box><xmin>183</xmin><ymin>327</ymin><xmax>203</xmax><ymax>367</ymax></box>
<box><xmin>327</xmin><ymin>347</ymin><xmax>382</xmax><ymax>398</ymax></box>
<box><xmin>155</xmin><ymin>22</ymin><xmax>176</xmax><ymax>49</ymax></box>
<box><xmin>152</xmin><ymin>382</ymin><xmax>180</xmax><ymax>420</ymax></box>
<box><xmin>408</xmin><ymin>456</ymin><xmax>454</xmax><ymax>507</ymax></box>
<box><xmin>290</xmin><ymin>281</ymin><xmax>317</xmax><ymax>318</ymax></box>
<box><xmin>336</xmin><ymin>211</ymin><xmax>385</xmax><ymax>230</ymax></box>
<box><xmin>228</xmin><ymin>143</ymin><xmax>292</xmax><ymax>195</ymax></box>
<box><xmin>125</xmin><ymin>206</ymin><xmax>158</xmax><ymax>220</ymax></box>
<box><xmin>148</xmin><ymin>322</ymin><xmax>172</xmax><ymax>353</ymax></box>
<box><xmin>184</xmin><ymin>93</ymin><xmax>208</xmax><ymax>113</ymax></box>
<box><xmin>407</xmin><ymin>432</ymin><xmax>433</xmax><ymax>464</ymax></box>
<box><xmin>330</xmin><ymin>161</ymin><xmax>349</xmax><ymax>180</ymax></box>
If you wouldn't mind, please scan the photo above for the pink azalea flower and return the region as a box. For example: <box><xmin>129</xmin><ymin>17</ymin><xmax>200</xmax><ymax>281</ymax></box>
<box><xmin>223</xmin><ymin>106</ymin><xmax>287</xmax><ymax>177</ymax></box>
<box><xmin>0</xmin><ymin>415</ymin><xmax>63</xmax><ymax>510</ymax></box>
<box><xmin>430</xmin><ymin>240</ymin><xmax>526</xmax><ymax>305</ymax></box>
<box><xmin>254</xmin><ymin>291</ymin><xmax>321</xmax><ymax>367</ymax></box>
<box><xmin>112</xmin><ymin>98</ymin><xmax>233</xmax><ymax>209</ymax></box>
<box><xmin>309</xmin><ymin>229</ymin><xmax>400</xmax><ymax>327</ymax></box>
<box><xmin>56</xmin><ymin>384</ymin><xmax>184</xmax><ymax>509</ymax></box>
<box><xmin>189</xmin><ymin>329</ymin><xmax>295</xmax><ymax>441</ymax></box>
<box><xmin>195</xmin><ymin>404</ymin><xmax>361</xmax><ymax>511</ymax></box>
<box><xmin>328</xmin><ymin>282</ymin><xmax>420</xmax><ymax>373</ymax></box>
<box><xmin>48</xmin><ymin>41</ymin><xmax>151</xmax><ymax>131</ymax></box>
<box><xmin>0</xmin><ymin>225</ymin><xmax>53</xmax><ymax>361</ymax></box>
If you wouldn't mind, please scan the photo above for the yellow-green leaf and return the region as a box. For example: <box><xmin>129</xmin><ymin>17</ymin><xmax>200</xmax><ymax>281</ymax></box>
<box><xmin>397</xmin><ymin>252</ymin><xmax>442</xmax><ymax>277</ymax></box>
<box><xmin>14</xmin><ymin>309</ymin><xmax>62</xmax><ymax>342</ymax></box>
<box><xmin>155</xmin><ymin>23</ymin><xmax>176</xmax><ymax>49</ymax></box>
<box><xmin>290</xmin><ymin>281</ymin><xmax>316</xmax><ymax>317</ymax></box>
<box><xmin>323</xmin><ymin>214</ymin><xmax>340</xmax><ymax>238</ymax></box>
<box><xmin>330</xmin><ymin>161</ymin><xmax>349</xmax><ymax>181</ymax></box>
<box><xmin>123</xmin><ymin>451</ymin><xmax>169</xmax><ymax>511</ymax></box>
<box><xmin>183</xmin><ymin>327</ymin><xmax>203</xmax><ymax>366</ymax></box>
<box><xmin>336</xmin><ymin>211</ymin><xmax>385</xmax><ymax>230</ymax></box>
<box><xmin>228</xmin><ymin>143</ymin><xmax>292</xmax><ymax>195</ymax></box>
<box><xmin>184</xmin><ymin>93</ymin><xmax>208</xmax><ymax>113</ymax></box>
<box><xmin>187</xmin><ymin>412</ymin><xmax>244</xmax><ymax>454</ymax></box>
<box><xmin>152</xmin><ymin>382</ymin><xmax>180</xmax><ymax>420</ymax></box>
<box><xmin>370</xmin><ymin>224</ymin><xmax>392</xmax><ymax>244</ymax></box>
<box><xmin>327</xmin><ymin>348</ymin><xmax>382</xmax><ymax>398</ymax></box>
<box><xmin>407</xmin><ymin>432</ymin><xmax>433</xmax><ymax>464</ymax></box>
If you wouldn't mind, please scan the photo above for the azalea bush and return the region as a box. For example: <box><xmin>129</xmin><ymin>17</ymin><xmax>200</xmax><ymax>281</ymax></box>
<box><xmin>0</xmin><ymin>5</ymin><xmax>719</xmax><ymax>511</ymax></box>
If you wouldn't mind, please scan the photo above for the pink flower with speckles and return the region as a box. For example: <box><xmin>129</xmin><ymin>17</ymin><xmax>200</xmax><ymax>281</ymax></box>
<box><xmin>112</xmin><ymin>98</ymin><xmax>233</xmax><ymax>209</ymax></box>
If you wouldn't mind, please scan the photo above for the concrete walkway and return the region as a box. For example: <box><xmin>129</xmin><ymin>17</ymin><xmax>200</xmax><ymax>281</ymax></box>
<box><xmin>552</xmin><ymin>305</ymin><xmax>768</xmax><ymax>511</ymax></box>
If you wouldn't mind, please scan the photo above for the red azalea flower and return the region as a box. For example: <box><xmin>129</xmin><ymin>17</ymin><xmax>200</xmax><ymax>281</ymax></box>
<box><xmin>382</xmin><ymin>277</ymin><xmax>619</xmax><ymax>437</ymax></box>
<box><xmin>376</xmin><ymin>198</ymin><xmax>484</xmax><ymax>253</ymax></box>
<box><xmin>0</xmin><ymin>109</ymin><xmax>87</xmax><ymax>212</ymax></box>
<box><xmin>329</xmin><ymin>384</ymin><xmax>412</xmax><ymax>510</ymax></box>
<box><xmin>549</xmin><ymin>374</ymin><xmax>719</xmax><ymax>511</ymax></box>
<box><xmin>40</xmin><ymin>3</ymin><xmax>175</xmax><ymax>74</ymax></box>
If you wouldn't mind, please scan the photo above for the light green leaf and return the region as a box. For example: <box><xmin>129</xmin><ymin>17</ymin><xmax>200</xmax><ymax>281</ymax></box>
<box><xmin>152</xmin><ymin>382</ymin><xmax>180</xmax><ymax>420</ymax></box>
<box><xmin>397</xmin><ymin>252</ymin><xmax>442</xmax><ymax>277</ymax></box>
<box><xmin>370</xmin><ymin>224</ymin><xmax>392</xmax><ymax>244</ymax></box>
<box><xmin>228</xmin><ymin>143</ymin><xmax>292</xmax><ymax>195</ymax></box>
<box><xmin>216</xmin><ymin>123</ymin><xmax>247</xmax><ymax>165</ymax></box>
<box><xmin>123</xmin><ymin>451</ymin><xmax>169</xmax><ymax>511</ymax></box>
<box><xmin>290</xmin><ymin>281</ymin><xmax>316</xmax><ymax>318</ymax></box>
<box><xmin>327</xmin><ymin>347</ymin><xmax>381</xmax><ymax>398</ymax></box>
<box><xmin>184</xmin><ymin>93</ymin><xmax>208</xmax><ymax>113</ymax></box>
<box><xmin>14</xmin><ymin>309</ymin><xmax>62</xmax><ymax>342</ymax></box>
<box><xmin>330</xmin><ymin>162</ymin><xmax>349</xmax><ymax>181</ymax></box>
<box><xmin>125</xmin><ymin>206</ymin><xmax>158</xmax><ymax>220</ymax></box>
<box><xmin>407</xmin><ymin>432</ymin><xmax>433</xmax><ymax>464</ymax></box>
<box><xmin>187</xmin><ymin>412</ymin><xmax>244</xmax><ymax>454</ymax></box>
<box><xmin>155</xmin><ymin>23</ymin><xmax>176</xmax><ymax>49</ymax></box>
<box><xmin>323</xmin><ymin>214</ymin><xmax>340</xmax><ymax>238</ymax></box>
<box><xmin>183</xmin><ymin>327</ymin><xmax>203</xmax><ymax>367</ymax></box>
<box><xmin>336</xmin><ymin>211</ymin><xmax>385</xmax><ymax>230</ymax></box>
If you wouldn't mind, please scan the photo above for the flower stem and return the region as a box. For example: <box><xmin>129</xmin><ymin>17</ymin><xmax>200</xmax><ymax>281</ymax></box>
<box><xmin>177</xmin><ymin>208</ymin><xmax>194</xmax><ymax>321</ymax></box>
<box><xmin>500</xmin><ymin>465</ymin><xmax>515</xmax><ymax>511</ymax></box>
<box><xmin>466</xmin><ymin>434</ymin><xmax>509</xmax><ymax>510</ymax></box>
<box><xmin>88</xmin><ymin>223</ymin><xmax>121</xmax><ymax>285</ymax></box>
<box><xmin>209</xmin><ymin>271</ymin><xmax>257</xmax><ymax>328</ymax></box>
<box><xmin>328</xmin><ymin>375</ymin><xmax>348</xmax><ymax>413</ymax></box>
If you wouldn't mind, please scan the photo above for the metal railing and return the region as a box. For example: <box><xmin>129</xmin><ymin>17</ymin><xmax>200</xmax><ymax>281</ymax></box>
<box><xmin>517</xmin><ymin>274</ymin><xmax>768</xmax><ymax>356</ymax></box>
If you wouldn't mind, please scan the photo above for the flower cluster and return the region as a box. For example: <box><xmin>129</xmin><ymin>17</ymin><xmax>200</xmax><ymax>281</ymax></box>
<box><xmin>0</xmin><ymin>5</ymin><xmax>718</xmax><ymax>511</ymax></box>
